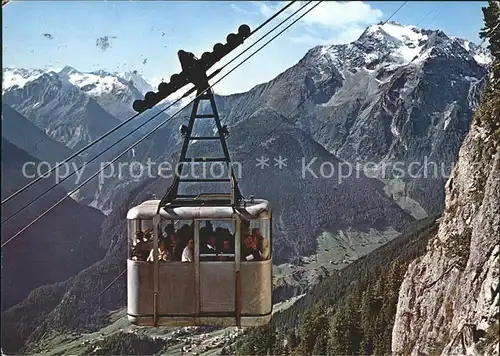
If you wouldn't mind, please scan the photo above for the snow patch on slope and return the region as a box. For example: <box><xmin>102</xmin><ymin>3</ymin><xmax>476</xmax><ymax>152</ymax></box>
<box><xmin>369</xmin><ymin>21</ymin><xmax>428</xmax><ymax>64</ymax></box>
<box><xmin>2</xmin><ymin>68</ymin><xmax>46</xmax><ymax>93</ymax></box>
<box><xmin>457</xmin><ymin>39</ymin><xmax>493</xmax><ymax>65</ymax></box>
<box><xmin>120</xmin><ymin>71</ymin><xmax>154</xmax><ymax>95</ymax></box>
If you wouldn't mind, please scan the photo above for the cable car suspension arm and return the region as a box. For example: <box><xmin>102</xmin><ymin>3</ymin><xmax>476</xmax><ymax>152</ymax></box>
<box><xmin>1</xmin><ymin>1</ymin><xmax>319</xmax><ymax>248</ymax></box>
<box><xmin>0</xmin><ymin>1</ymin><xmax>296</xmax><ymax>207</ymax></box>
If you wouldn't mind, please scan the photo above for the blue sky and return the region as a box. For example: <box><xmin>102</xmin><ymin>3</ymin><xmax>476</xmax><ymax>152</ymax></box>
<box><xmin>3</xmin><ymin>1</ymin><xmax>488</xmax><ymax>95</ymax></box>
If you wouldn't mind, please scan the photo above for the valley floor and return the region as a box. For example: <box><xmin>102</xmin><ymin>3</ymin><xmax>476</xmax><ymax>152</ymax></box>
<box><xmin>273</xmin><ymin>226</ymin><xmax>401</xmax><ymax>298</ymax></box>
<box><xmin>33</xmin><ymin>297</ymin><xmax>303</xmax><ymax>356</ymax></box>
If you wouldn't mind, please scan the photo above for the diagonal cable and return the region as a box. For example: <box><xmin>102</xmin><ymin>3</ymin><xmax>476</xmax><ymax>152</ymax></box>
<box><xmin>1</xmin><ymin>0</ymin><xmax>298</xmax><ymax>206</ymax></box>
<box><xmin>1</xmin><ymin>1</ymin><xmax>322</xmax><ymax>248</ymax></box>
<box><xmin>1</xmin><ymin>1</ymin><xmax>306</xmax><ymax>226</ymax></box>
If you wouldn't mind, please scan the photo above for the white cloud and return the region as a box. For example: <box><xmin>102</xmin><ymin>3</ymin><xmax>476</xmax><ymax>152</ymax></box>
<box><xmin>149</xmin><ymin>76</ymin><xmax>163</xmax><ymax>90</ymax></box>
<box><xmin>257</xmin><ymin>2</ymin><xmax>275</xmax><ymax>18</ymax></box>
<box><xmin>289</xmin><ymin>25</ymin><xmax>367</xmax><ymax>46</ymax></box>
<box><xmin>230</xmin><ymin>3</ymin><xmax>257</xmax><ymax>15</ymax></box>
<box><xmin>256</xmin><ymin>1</ymin><xmax>382</xmax><ymax>27</ymax></box>
<box><xmin>328</xmin><ymin>25</ymin><xmax>370</xmax><ymax>44</ymax></box>
<box><xmin>255</xmin><ymin>1</ymin><xmax>383</xmax><ymax>45</ymax></box>
<box><xmin>147</xmin><ymin>2</ymin><xmax>384</xmax><ymax>95</ymax></box>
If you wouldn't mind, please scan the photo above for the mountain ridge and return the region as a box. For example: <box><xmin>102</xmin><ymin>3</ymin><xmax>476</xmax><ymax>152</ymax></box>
<box><xmin>0</xmin><ymin>19</ymin><xmax>495</xmax><ymax>354</ymax></box>
<box><xmin>1</xmin><ymin>138</ymin><xmax>106</xmax><ymax>313</ymax></box>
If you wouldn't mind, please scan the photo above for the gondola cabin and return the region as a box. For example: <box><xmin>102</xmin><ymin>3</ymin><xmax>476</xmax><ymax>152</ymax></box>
<box><xmin>127</xmin><ymin>25</ymin><xmax>271</xmax><ymax>327</ymax></box>
<box><xmin>126</xmin><ymin>198</ymin><xmax>272</xmax><ymax>327</ymax></box>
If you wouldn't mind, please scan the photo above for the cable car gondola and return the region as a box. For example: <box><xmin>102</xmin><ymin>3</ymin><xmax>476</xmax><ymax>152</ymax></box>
<box><xmin>127</xmin><ymin>33</ymin><xmax>272</xmax><ymax>327</ymax></box>
<box><xmin>126</xmin><ymin>197</ymin><xmax>272</xmax><ymax>327</ymax></box>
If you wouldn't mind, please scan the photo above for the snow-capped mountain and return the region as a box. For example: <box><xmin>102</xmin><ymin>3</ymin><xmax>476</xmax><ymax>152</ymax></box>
<box><xmin>212</xmin><ymin>21</ymin><xmax>490</xmax><ymax>215</ymax></box>
<box><xmin>2</xmin><ymin>68</ymin><xmax>47</xmax><ymax>94</ymax></box>
<box><xmin>62</xmin><ymin>67</ymin><xmax>157</xmax><ymax>120</ymax></box>
<box><xmin>1</xmin><ymin>65</ymin><xmax>198</xmax><ymax>208</ymax></box>
<box><xmin>2</xmin><ymin>69</ymin><xmax>122</xmax><ymax>151</ymax></box>
<box><xmin>80</xmin><ymin>22</ymin><xmax>491</xmax><ymax>222</ymax></box>
<box><xmin>120</xmin><ymin>70</ymin><xmax>155</xmax><ymax>95</ymax></box>
<box><xmin>303</xmin><ymin>21</ymin><xmax>491</xmax><ymax>84</ymax></box>
<box><xmin>456</xmin><ymin>38</ymin><xmax>492</xmax><ymax>65</ymax></box>
<box><xmin>2</xmin><ymin>66</ymin><xmax>158</xmax><ymax>120</ymax></box>
<box><xmin>1</xmin><ymin>21</ymin><xmax>491</xmax><ymax>217</ymax></box>
<box><xmin>2</xmin><ymin>66</ymin><xmax>197</xmax><ymax>123</ymax></box>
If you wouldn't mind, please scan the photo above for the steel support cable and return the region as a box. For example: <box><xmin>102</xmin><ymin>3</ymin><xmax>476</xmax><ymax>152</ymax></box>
<box><xmin>0</xmin><ymin>0</ymin><xmax>298</xmax><ymax>207</ymax></box>
<box><xmin>1</xmin><ymin>1</ymin><xmax>322</xmax><ymax>248</ymax></box>
<box><xmin>249</xmin><ymin>0</ymin><xmax>296</xmax><ymax>36</ymax></box>
<box><xmin>241</xmin><ymin>0</ymin><xmax>412</xmax><ymax>158</ymax></box>
<box><xmin>94</xmin><ymin>267</ymin><xmax>127</xmax><ymax>303</ymax></box>
<box><xmin>93</xmin><ymin>0</ymin><xmax>418</xmax><ymax>301</ymax></box>
<box><xmin>1</xmin><ymin>1</ymin><xmax>305</xmax><ymax>226</ymax></box>
<box><xmin>94</xmin><ymin>2</ymin><xmax>323</xmax><ymax>304</ymax></box>
<box><xmin>61</xmin><ymin>2</ymin><xmax>325</xmax><ymax>304</ymax></box>
<box><xmin>381</xmin><ymin>1</ymin><xmax>408</xmax><ymax>25</ymax></box>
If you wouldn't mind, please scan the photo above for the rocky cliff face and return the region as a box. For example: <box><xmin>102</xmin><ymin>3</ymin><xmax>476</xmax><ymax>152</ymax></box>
<box><xmin>391</xmin><ymin>69</ymin><xmax>499</xmax><ymax>354</ymax></box>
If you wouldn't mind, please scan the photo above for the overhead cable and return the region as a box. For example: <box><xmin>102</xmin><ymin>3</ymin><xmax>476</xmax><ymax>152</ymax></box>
<box><xmin>1</xmin><ymin>0</ymin><xmax>298</xmax><ymax>206</ymax></box>
<box><xmin>1</xmin><ymin>1</ymin><xmax>304</xmax><ymax>225</ymax></box>
<box><xmin>1</xmin><ymin>1</ymin><xmax>322</xmax><ymax>247</ymax></box>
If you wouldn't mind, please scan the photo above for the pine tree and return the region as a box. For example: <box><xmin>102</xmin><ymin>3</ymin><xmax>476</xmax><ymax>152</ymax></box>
<box><xmin>298</xmin><ymin>305</ymin><xmax>329</xmax><ymax>353</ymax></box>
<box><xmin>312</xmin><ymin>332</ymin><xmax>327</xmax><ymax>355</ymax></box>
<box><xmin>360</xmin><ymin>285</ymin><xmax>376</xmax><ymax>355</ymax></box>
<box><xmin>272</xmin><ymin>332</ymin><xmax>287</xmax><ymax>356</ymax></box>
<box><xmin>480</xmin><ymin>0</ymin><xmax>500</xmax><ymax>60</ymax></box>
<box><xmin>286</xmin><ymin>331</ymin><xmax>298</xmax><ymax>350</ymax></box>
<box><xmin>236</xmin><ymin>325</ymin><xmax>276</xmax><ymax>356</ymax></box>
<box><xmin>257</xmin><ymin>324</ymin><xmax>276</xmax><ymax>355</ymax></box>
<box><xmin>328</xmin><ymin>295</ymin><xmax>363</xmax><ymax>355</ymax></box>
<box><xmin>290</xmin><ymin>341</ymin><xmax>308</xmax><ymax>356</ymax></box>
<box><xmin>327</xmin><ymin>308</ymin><xmax>350</xmax><ymax>356</ymax></box>
<box><xmin>480</xmin><ymin>0</ymin><xmax>500</xmax><ymax>88</ymax></box>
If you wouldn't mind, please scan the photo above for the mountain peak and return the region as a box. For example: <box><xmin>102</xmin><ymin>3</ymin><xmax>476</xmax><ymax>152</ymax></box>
<box><xmin>59</xmin><ymin>65</ymin><xmax>81</xmax><ymax>76</ymax></box>
<box><xmin>120</xmin><ymin>70</ymin><xmax>154</xmax><ymax>95</ymax></box>
<box><xmin>90</xmin><ymin>69</ymin><xmax>114</xmax><ymax>77</ymax></box>
<box><xmin>362</xmin><ymin>21</ymin><xmax>428</xmax><ymax>45</ymax></box>
<box><xmin>2</xmin><ymin>67</ymin><xmax>46</xmax><ymax>93</ymax></box>
<box><xmin>374</xmin><ymin>20</ymin><xmax>411</xmax><ymax>29</ymax></box>
<box><xmin>308</xmin><ymin>20</ymin><xmax>492</xmax><ymax>74</ymax></box>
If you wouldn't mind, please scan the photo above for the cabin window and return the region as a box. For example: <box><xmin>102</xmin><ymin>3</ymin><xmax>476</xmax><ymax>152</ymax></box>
<box><xmin>127</xmin><ymin>219</ymin><xmax>153</xmax><ymax>261</ymax></box>
<box><xmin>160</xmin><ymin>219</ymin><xmax>194</xmax><ymax>262</ymax></box>
<box><xmin>198</xmin><ymin>220</ymin><xmax>235</xmax><ymax>261</ymax></box>
<box><xmin>241</xmin><ymin>218</ymin><xmax>271</xmax><ymax>262</ymax></box>
<box><xmin>128</xmin><ymin>216</ymin><xmax>271</xmax><ymax>263</ymax></box>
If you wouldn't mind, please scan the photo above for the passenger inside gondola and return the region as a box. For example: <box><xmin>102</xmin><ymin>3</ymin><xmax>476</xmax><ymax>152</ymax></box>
<box><xmin>182</xmin><ymin>239</ymin><xmax>194</xmax><ymax>262</ymax></box>
<box><xmin>147</xmin><ymin>240</ymin><xmax>170</xmax><ymax>262</ymax></box>
<box><xmin>201</xmin><ymin>232</ymin><xmax>218</xmax><ymax>261</ymax></box>
<box><xmin>176</xmin><ymin>223</ymin><xmax>191</xmax><ymax>257</ymax></box>
<box><xmin>167</xmin><ymin>232</ymin><xmax>183</xmax><ymax>261</ymax></box>
<box><xmin>163</xmin><ymin>224</ymin><xmax>175</xmax><ymax>238</ymax></box>
<box><xmin>242</xmin><ymin>234</ymin><xmax>260</xmax><ymax>261</ymax></box>
<box><xmin>177</xmin><ymin>224</ymin><xmax>192</xmax><ymax>243</ymax></box>
<box><xmin>253</xmin><ymin>228</ymin><xmax>270</xmax><ymax>260</ymax></box>
<box><xmin>131</xmin><ymin>229</ymin><xmax>153</xmax><ymax>261</ymax></box>
<box><xmin>217</xmin><ymin>238</ymin><xmax>234</xmax><ymax>261</ymax></box>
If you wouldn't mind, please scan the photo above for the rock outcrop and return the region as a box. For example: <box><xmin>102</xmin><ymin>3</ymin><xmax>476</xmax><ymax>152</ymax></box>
<box><xmin>391</xmin><ymin>18</ymin><xmax>500</xmax><ymax>352</ymax></box>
